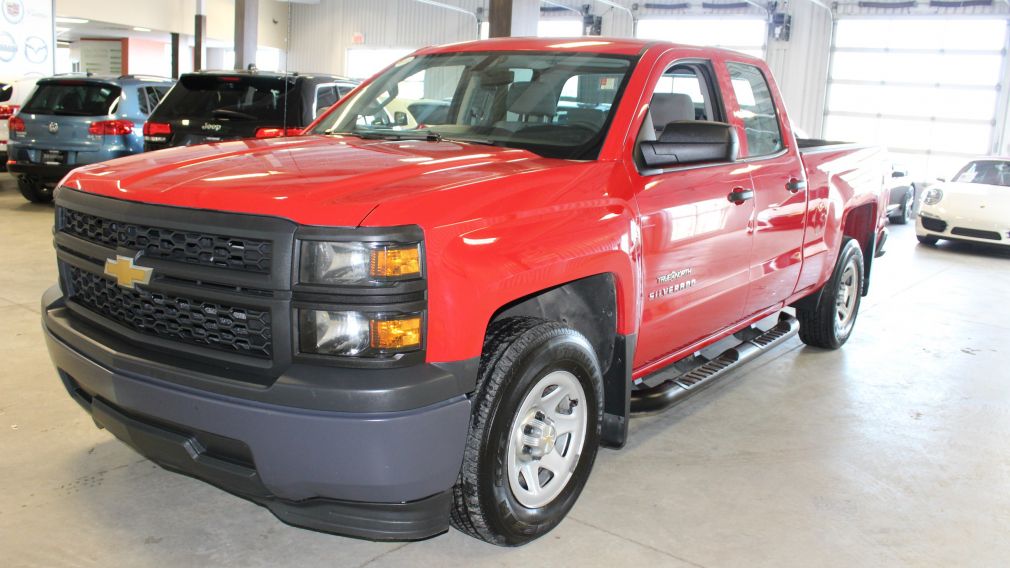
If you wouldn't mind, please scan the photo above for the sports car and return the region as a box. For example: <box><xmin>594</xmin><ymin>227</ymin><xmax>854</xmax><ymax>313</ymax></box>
<box><xmin>916</xmin><ymin>158</ymin><xmax>1010</xmax><ymax>247</ymax></box>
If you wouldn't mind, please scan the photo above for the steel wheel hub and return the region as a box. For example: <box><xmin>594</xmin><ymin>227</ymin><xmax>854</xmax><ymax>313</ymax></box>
<box><xmin>506</xmin><ymin>370</ymin><xmax>587</xmax><ymax>509</ymax></box>
<box><xmin>834</xmin><ymin>258</ymin><xmax>859</xmax><ymax>336</ymax></box>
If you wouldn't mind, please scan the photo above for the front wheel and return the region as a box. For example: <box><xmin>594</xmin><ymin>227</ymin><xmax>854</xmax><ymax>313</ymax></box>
<box><xmin>450</xmin><ymin>317</ymin><xmax>603</xmax><ymax>546</ymax></box>
<box><xmin>798</xmin><ymin>237</ymin><xmax>864</xmax><ymax>349</ymax></box>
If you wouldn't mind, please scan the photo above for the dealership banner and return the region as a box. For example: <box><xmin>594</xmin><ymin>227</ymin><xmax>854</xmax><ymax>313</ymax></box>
<box><xmin>0</xmin><ymin>0</ymin><xmax>54</xmax><ymax>78</ymax></box>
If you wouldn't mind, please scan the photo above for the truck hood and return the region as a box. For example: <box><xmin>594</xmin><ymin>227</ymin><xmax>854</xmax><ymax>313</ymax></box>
<box><xmin>63</xmin><ymin>135</ymin><xmax>559</xmax><ymax>226</ymax></box>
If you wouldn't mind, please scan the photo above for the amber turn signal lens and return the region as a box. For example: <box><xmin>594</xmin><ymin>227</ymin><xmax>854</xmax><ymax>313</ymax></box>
<box><xmin>370</xmin><ymin>316</ymin><xmax>423</xmax><ymax>351</ymax></box>
<box><xmin>370</xmin><ymin>245</ymin><xmax>421</xmax><ymax>279</ymax></box>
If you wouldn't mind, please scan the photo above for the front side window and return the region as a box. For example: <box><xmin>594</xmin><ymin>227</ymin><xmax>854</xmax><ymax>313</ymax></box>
<box><xmin>953</xmin><ymin>160</ymin><xmax>1010</xmax><ymax>187</ymax></box>
<box><xmin>311</xmin><ymin>51</ymin><xmax>636</xmax><ymax>160</ymax></box>
<box><xmin>726</xmin><ymin>62</ymin><xmax>783</xmax><ymax>157</ymax></box>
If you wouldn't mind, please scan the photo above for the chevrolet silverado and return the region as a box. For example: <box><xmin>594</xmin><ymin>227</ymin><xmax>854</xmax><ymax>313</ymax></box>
<box><xmin>42</xmin><ymin>38</ymin><xmax>889</xmax><ymax>546</ymax></box>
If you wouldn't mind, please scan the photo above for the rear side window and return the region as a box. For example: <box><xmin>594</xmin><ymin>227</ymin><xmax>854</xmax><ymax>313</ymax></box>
<box><xmin>315</xmin><ymin>85</ymin><xmax>339</xmax><ymax>112</ymax></box>
<box><xmin>22</xmin><ymin>82</ymin><xmax>122</xmax><ymax>116</ymax></box>
<box><xmin>152</xmin><ymin>75</ymin><xmax>299</xmax><ymax>121</ymax></box>
<box><xmin>137</xmin><ymin>86</ymin><xmax>168</xmax><ymax>115</ymax></box>
<box><xmin>726</xmin><ymin>62</ymin><xmax>783</xmax><ymax>157</ymax></box>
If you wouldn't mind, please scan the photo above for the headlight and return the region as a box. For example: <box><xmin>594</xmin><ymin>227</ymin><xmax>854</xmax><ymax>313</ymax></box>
<box><xmin>923</xmin><ymin>188</ymin><xmax>943</xmax><ymax>206</ymax></box>
<box><xmin>299</xmin><ymin>310</ymin><xmax>423</xmax><ymax>357</ymax></box>
<box><xmin>299</xmin><ymin>241</ymin><xmax>422</xmax><ymax>285</ymax></box>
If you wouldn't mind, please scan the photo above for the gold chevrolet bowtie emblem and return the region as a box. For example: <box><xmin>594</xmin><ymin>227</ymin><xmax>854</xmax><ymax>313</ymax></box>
<box><xmin>104</xmin><ymin>256</ymin><xmax>153</xmax><ymax>289</ymax></box>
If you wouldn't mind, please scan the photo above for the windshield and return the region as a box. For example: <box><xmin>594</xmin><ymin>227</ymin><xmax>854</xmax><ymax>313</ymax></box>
<box><xmin>154</xmin><ymin>75</ymin><xmax>300</xmax><ymax>121</ymax></box>
<box><xmin>311</xmin><ymin>51</ymin><xmax>636</xmax><ymax>160</ymax></box>
<box><xmin>953</xmin><ymin>160</ymin><xmax>1010</xmax><ymax>187</ymax></box>
<box><xmin>22</xmin><ymin>82</ymin><xmax>122</xmax><ymax>116</ymax></box>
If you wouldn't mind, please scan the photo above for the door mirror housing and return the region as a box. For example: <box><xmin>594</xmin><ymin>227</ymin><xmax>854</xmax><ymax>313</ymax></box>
<box><xmin>891</xmin><ymin>170</ymin><xmax>907</xmax><ymax>178</ymax></box>
<box><xmin>394</xmin><ymin>111</ymin><xmax>409</xmax><ymax>126</ymax></box>
<box><xmin>639</xmin><ymin>121</ymin><xmax>739</xmax><ymax>169</ymax></box>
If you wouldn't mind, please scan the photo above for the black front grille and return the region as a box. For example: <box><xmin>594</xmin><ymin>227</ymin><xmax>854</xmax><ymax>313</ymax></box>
<box><xmin>67</xmin><ymin>266</ymin><xmax>272</xmax><ymax>358</ymax></box>
<box><xmin>920</xmin><ymin>217</ymin><xmax>947</xmax><ymax>232</ymax></box>
<box><xmin>59</xmin><ymin>208</ymin><xmax>272</xmax><ymax>273</ymax></box>
<box><xmin>951</xmin><ymin>227</ymin><xmax>1002</xmax><ymax>241</ymax></box>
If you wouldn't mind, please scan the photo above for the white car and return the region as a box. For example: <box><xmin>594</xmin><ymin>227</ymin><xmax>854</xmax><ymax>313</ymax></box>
<box><xmin>0</xmin><ymin>77</ymin><xmax>40</xmax><ymax>170</ymax></box>
<box><xmin>916</xmin><ymin>158</ymin><xmax>1010</xmax><ymax>247</ymax></box>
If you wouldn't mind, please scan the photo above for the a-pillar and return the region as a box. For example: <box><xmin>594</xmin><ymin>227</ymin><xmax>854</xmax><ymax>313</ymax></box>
<box><xmin>488</xmin><ymin>0</ymin><xmax>539</xmax><ymax>38</ymax></box>
<box><xmin>234</xmin><ymin>0</ymin><xmax>259</xmax><ymax>70</ymax></box>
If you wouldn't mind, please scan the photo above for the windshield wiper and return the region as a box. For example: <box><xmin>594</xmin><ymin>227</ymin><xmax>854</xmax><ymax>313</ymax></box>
<box><xmin>324</xmin><ymin>129</ymin><xmax>442</xmax><ymax>142</ymax></box>
<box><xmin>440</xmin><ymin>136</ymin><xmax>500</xmax><ymax>147</ymax></box>
<box><xmin>211</xmin><ymin>108</ymin><xmax>258</xmax><ymax>120</ymax></box>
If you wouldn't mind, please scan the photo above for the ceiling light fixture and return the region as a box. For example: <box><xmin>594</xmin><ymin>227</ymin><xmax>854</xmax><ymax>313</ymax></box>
<box><xmin>133</xmin><ymin>27</ymin><xmax>152</xmax><ymax>32</ymax></box>
<box><xmin>55</xmin><ymin>17</ymin><xmax>89</xmax><ymax>24</ymax></box>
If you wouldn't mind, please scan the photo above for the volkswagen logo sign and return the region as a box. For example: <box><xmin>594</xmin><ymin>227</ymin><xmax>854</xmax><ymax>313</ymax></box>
<box><xmin>0</xmin><ymin>31</ymin><xmax>16</xmax><ymax>63</ymax></box>
<box><xmin>48</xmin><ymin>122</ymin><xmax>59</xmax><ymax>134</ymax></box>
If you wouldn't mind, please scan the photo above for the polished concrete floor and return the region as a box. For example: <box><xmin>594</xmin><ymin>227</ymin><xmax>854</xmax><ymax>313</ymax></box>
<box><xmin>2</xmin><ymin>172</ymin><xmax>1009</xmax><ymax>567</ymax></box>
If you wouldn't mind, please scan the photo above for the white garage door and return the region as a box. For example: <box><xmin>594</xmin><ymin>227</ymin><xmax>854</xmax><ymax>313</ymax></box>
<box><xmin>823</xmin><ymin>18</ymin><xmax>1008</xmax><ymax>179</ymax></box>
<box><xmin>636</xmin><ymin>18</ymin><xmax>767</xmax><ymax>59</ymax></box>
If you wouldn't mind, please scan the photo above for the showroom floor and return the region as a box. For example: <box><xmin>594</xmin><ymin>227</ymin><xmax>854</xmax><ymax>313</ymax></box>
<box><xmin>1</xmin><ymin>173</ymin><xmax>1009</xmax><ymax>567</ymax></box>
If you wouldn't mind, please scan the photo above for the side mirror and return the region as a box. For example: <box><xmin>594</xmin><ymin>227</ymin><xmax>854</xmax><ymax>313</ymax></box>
<box><xmin>891</xmin><ymin>170</ymin><xmax>906</xmax><ymax>178</ymax></box>
<box><xmin>936</xmin><ymin>177</ymin><xmax>946</xmax><ymax>182</ymax></box>
<box><xmin>639</xmin><ymin>121</ymin><xmax>738</xmax><ymax>169</ymax></box>
<box><xmin>394</xmin><ymin>111</ymin><xmax>409</xmax><ymax>126</ymax></box>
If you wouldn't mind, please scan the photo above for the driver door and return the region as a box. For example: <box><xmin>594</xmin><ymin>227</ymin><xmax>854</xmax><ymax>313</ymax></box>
<box><xmin>632</xmin><ymin>60</ymin><xmax>756</xmax><ymax>370</ymax></box>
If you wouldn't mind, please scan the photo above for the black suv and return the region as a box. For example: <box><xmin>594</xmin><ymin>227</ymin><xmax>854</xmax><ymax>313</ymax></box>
<box><xmin>143</xmin><ymin>70</ymin><xmax>357</xmax><ymax>150</ymax></box>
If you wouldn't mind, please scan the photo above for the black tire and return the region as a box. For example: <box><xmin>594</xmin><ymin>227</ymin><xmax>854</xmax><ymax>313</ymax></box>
<box><xmin>450</xmin><ymin>317</ymin><xmax>603</xmax><ymax>546</ymax></box>
<box><xmin>917</xmin><ymin>235</ymin><xmax>938</xmax><ymax>246</ymax></box>
<box><xmin>891</xmin><ymin>190</ymin><xmax>914</xmax><ymax>225</ymax></box>
<box><xmin>797</xmin><ymin>237</ymin><xmax>864</xmax><ymax>349</ymax></box>
<box><xmin>17</xmin><ymin>176</ymin><xmax>53</xmax><ymax>203</ymax></box>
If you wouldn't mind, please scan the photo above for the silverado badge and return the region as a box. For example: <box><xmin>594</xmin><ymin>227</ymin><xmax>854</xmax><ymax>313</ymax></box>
<box><xmin>104</xmin><ymin>256</ymin><xmax>153</xmax><ymax>289</ymax></box>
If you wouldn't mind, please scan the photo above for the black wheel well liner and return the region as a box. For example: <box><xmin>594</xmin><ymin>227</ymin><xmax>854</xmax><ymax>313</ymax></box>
<box><xmin>489</xmin><ymin>273</ymin><xmax>631</xmax><ymax>448</ymax></box>
<box><xmin>842</xmin><ymin>202</ymin><xmax>878</xmax><ymax>296</ymax></box>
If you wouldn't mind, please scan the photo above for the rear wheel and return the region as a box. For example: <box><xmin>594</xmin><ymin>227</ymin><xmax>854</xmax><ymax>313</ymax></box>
<box><xmin>917</xmin><ymin>235</ymin><xmax>938</xmax><ymax>246</ymax></box>
<box><xmin>798</xmin><ymin>237</ymin><xmax>864</xmax><ymax>349</ymax></box>
<box><xmin>450</xmin><ymin>317</ymin><xmax>603</xmax><ymax>546</ymax></box>
<box><xmin>17</xmin><ymin>176</ymin><xmax>53</xmax><ymax>203</ymax></box>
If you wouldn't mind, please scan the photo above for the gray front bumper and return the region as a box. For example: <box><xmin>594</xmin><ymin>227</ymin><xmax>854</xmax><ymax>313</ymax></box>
<box><xmin>43</xmin><ymin>287</ymin><xmax>472</xmax><ymax>539</ymax></box>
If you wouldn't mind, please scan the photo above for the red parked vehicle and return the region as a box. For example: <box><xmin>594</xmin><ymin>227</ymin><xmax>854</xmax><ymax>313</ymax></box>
<box><xmin>42</xmin><ymin>38</ymin><xmax>888</xmax><ymax>546</ymax></box>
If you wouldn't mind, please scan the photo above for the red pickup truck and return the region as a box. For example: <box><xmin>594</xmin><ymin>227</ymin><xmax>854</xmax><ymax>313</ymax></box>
<box><xmin>42</xmin><ymin>38</ymin><xmax>888</xmax><ymax>546</ymax></box>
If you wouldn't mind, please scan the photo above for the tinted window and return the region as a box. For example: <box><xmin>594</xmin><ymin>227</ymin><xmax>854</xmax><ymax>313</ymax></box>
<box><xmin>153</xmin><ymin>75</ymin><xmax>299</xmax><ymax>121</ymax></box>
<box><xmin>0</xmin><ymin>83</ymin><xmax>11</xmax><ymax>103</ymax></box>
<box><xmin>22</xmin><ymin>82</ymin><xmax>122</xmax><ymax>116</ymax></box>
<box><xmin>315</xmin><ymin>85</ymin><xmax>339</xmax><ymax>111</ymax></box>
<box><xmin>137</xmin><ymin>86</ymin><xmax>167</xmax><ymax>115</ymax></box>
<box><xmin>726</xmin><ymin>62</ymin><xmax>783</xmax><ymax>157</ymax></box>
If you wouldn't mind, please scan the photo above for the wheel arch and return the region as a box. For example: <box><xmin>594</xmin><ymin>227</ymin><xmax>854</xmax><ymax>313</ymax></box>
<box><xmin>841</xmin><ymin>201</ymin><xmax>878</xmax><ymax>296</ymax></box>
<box><xmin>488</xmin><ymin>273</ymin><xmax>633</xmax><ymax>449</ymax></box>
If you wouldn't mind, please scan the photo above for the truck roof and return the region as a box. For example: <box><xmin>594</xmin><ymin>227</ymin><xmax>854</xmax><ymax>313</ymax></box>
<box><xmin>417</xmin><ymin>36</ymin><xmax>758</xmax><ymax>59</ymax></box>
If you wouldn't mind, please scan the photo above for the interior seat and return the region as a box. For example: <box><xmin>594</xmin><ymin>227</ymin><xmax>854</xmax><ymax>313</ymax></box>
<box><xmin>639</xmin><ymin>92</ymin><xmax>695</xmax><ymax>142</ymax></box>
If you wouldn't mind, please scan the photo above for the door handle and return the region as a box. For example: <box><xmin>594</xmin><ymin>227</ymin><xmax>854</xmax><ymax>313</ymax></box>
<box><xmin>786</xmin><ymin>178</ymin><xmax>807</xmax><ymax>193</ymax></box>
<box><xmin>727</xmin><ymin>188</ymin><xmax>754</xmax><ymax>205</ymax></box>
